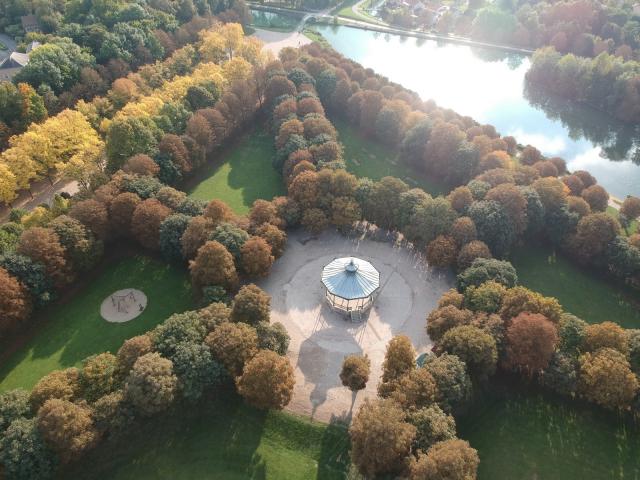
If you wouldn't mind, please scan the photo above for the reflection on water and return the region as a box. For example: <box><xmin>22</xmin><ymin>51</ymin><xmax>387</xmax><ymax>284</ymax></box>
<box><xmin>314</xmin><ymin>24</ymin><xmax>640</xmax><ymax>198</ymax></box>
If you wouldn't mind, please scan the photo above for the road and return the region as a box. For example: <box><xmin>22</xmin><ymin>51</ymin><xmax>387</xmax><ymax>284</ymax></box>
<box><xmin>0</xmin><ymin>33</ymin><xmax>17</xmax><ymax>62</ymax></box>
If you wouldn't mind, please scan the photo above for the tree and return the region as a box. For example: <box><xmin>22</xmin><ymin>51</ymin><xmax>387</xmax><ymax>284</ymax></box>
<box><xmin>205</xmin><ymin>322</ymin><xmax>258</xmax><ymax>377</ymax></box>
<box><xmin>189</xmin><ymin>240</ymin><xmax>238</xmax><ymax>292</ymax></box>
<box><xmin>389</xmin><ymin>367</ymin><xmax>438</xmax><ymax>410</ymax></box>
<box><xmin>504</xmin><ymin>313</ymin><xmax>558</xmax><ymax>375</ymax></box>
<box><xmin>36</xmin><ymin>399</ymin><xmax>98</xmax><ymax>463</ymax></box>
<box><xmin>0</xmin><ymin>163</ymin><xmax>18</xmax><ymax>206</ymax></box>
<box><xmin>340</xmin><ymin>355</ymin><xmax>371</xmax><ymax>391</ymax></box>
<box><xmin>211</xmin><ymin>222</ymin><xmax>249</xmax><ymax>261</ymax></box>
<box><xmin>181</xmin><ymin>216</ymin><xmax>214</xmax><ymax>260</ymax></box>
<box><xmin>426</xmin><ymin>235</ymin><xmax>458</xmax><ymax>268</ymax></box>
<box><xmin>450</xmin><ymin>217</ymin><xmax>477</xmax><ymax>247</ymax></box>
<box><xmin>409</xmin><ymin>439</ymin><xmax>479</xmax><ymax>480</ymax></box>
<box><xmin>467</xmin><ymin>200</ymin><xmax>516</xmax><ymax>256</ymax></box>
<box><xmin>573</xmin><ymin>212</ymin><xmax>621</xmax><ymax>260</ymax></box>
<box><xmin>465</xmin><ymin>279</ymin><xmax>507</xmax><ymax>313</ymax></box>
<box><xmin>532</xmin><ymin>177</ymin><xmax>566</xmax><ymax>212</ymax></box>
<box><xmin>583</xmin><ymin>321</ymin><xmax>628</xmax><ymax>354</ymax></box>
<box><xmin>0</xmin><ymin>267</ymin><xmax>32</xmax><ymax>332</ymax></box>
<box><xmin>231</xmin><ymin>284</ymin><xmax>271</xmax><ymax>325</ymax></box>
<box><xmin>581</xmin><ymin>185</ymin><xmax>609</xmax><ymax>212</ymax></box>
<box><xmin>203</xmin><ymin>199</ymin><xmax>234</xmax><ymax>225</ymax></box>
<box><xmin>256</xmin><ymin>321</ymin><xmax>290</xmax><ymax>355</ymax></box>
<box><xmin>17</xmin><ymin>228</ymin><xmax>72</xmax><ymax>289</ymax></box>
<box><xmin>171</xmin><ymin>341</ymin><xmax>224</xmax><ymax>401</ymax></box>
<box><xmin>0</xmin><ymin>418</ymin><xmax>55</xmax><ymax>480</ymax></box>
<box><xmin>15</xmin><ymin>39</ymin><xmax>94</xmax><ymax>93</ymax></box>
<box><xmin>424</xmin><ymin>354</ymin><xmax>472</xmax><ymax>413</ymax></box>
<box><xmin>407</xmin><ymin>404</ymin><xmax>456</xmax><ymax>453</ymax></box>
<box><xmin>448</xmin><ymin>187</ymin><xmax>474</xmax><ymax>214</ymax></box>
<box><xmin>237</xmin><ymin>350</ymin><xmax>295</xmax><ymax>410</ymax></box>
<box><xmin>124</xmin><ymin>353</ymin><xmax>177</xmax><ymax>416</ymax></box>
<box><xmin>457</xmin><ymin>240</ymin><xmax>492</xmax><ymax>271</ymax></box>
<box><xmin>50</xmin><ymin>215</ymin><xmax>102</xmax><ymax>272</ymax></box>
<box><xmin>301</xmin><ymin>208</ymin><xmax>329</xmax><ymax>235</ymax></box>
<box><xmin>382</xmin><ymin>335</ymin><xmax>416</xmax><ymax>383</ymax></box>
<box><xmin>457</xmin><ymin>258</ymin><xmax>517</xmax><ymax>290</ymax></box>
<box><xmin>123</xmin><ymin>154</ymin><xmax>160</xmax><ymax>176</ymax></box>
<box><xmin>542</xmin><ymin>352</ymin><xmax>578</xmax><ymax>396</ymax></box>
<box><xmin>152</xmin><ymin>312</ymin><xmax>208</xmax><ymax>359</ymax></box>
<box><xmin>255</xmin><ymin>223</ymin><xmax>287</xmax><ymax>258</ymax></box>
<box><xmin>106</xmin><ymin>116</ymin><xmax>160</xmax><ymax>171</ymax></box>
<box><xmin>579</xmin><ymin>348</ymin><xmax>638</xmax><ymax>410</ymax></box>
<box><xmin>0</xmin><ymin>254</ymin><xmax>53</xmax><ymax>308</ymax></box>
<box><xmin>131</xmin><ymin>199</ymin><xmax>172</xmax><ymax>251</ymax></box>
<box><xmin>79</xmin><ymin>353</ymin><xmax>118</xmax><ymax>402</ymax></box>
<box><xmin>159</xmin><ymin>214</ymin><xmax>191</xmax><ymax>262</ymax></box>
<box><xmin>485</xmin><ymin>183</ymin><xmax>528</xmax><ymax>235</ymax></box>
<box><xmin>69</xmin><ymin>199</ymin><xmax>109</xmax><ymax>240</ymax></box>
<box><xmin>620</xmin><ymin>196</ymin><xmax>640</xmax><ymax>226</ymax></box>
<box><xmin>427</xmin><ymin>306</ymin><xmax>474</xmax><ymax>341</ymax></box>
<box><xmin>29</xmin><ymin>368</ymin><xmax>81</xmax><ymax>412</ymax></box>
<box><xmin>116</xmin><ymin>335</ymin><xmax>153</xmax><ymax>376</ymax></box>
<box><xmin>499</xmin><ymin>286</ymin><xmax>562</xmax><ymax>323</ymax></box>
<box><xmin>239</xmin><ymin>236</ymin><xmax>273</xmax><ymax>276</ymax></box>
<box><xmin>349</xmin><ymin>398</ymin><xmax>416</xmax><ymax>478</ymax></box>
<box><xmin>439</xmin><ymin>325</ymin><xmax>497</xmax><ymax>381</ymax></box>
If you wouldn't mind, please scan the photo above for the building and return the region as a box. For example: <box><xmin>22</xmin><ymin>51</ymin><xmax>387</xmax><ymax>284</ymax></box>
<box><xmin>20</xmin><ymin>15</ymin><xmax>41</xmax><ymax>33</ymax></box>
<box><xmin>0</xmin><ymin>52</ymin><xmax>29</xmax><ymax>81</ymax></box>
<box><xmin>0</xmin><ymin>42</ymin><xmax>39</xmax><ymax>81</ymax></box>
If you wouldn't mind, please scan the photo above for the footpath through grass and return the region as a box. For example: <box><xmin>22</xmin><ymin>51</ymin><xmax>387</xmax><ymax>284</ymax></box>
<box><xmin>458</xmin><ymin>381</ymin><xmax>640</xmax><ymax>480</ymax></box>
<box><xmin>186</xmin><ymin>128</ymin><xmax>285</xmax><ymax>215</ymax></box>
<box><xmin>336</xmin><ymin>119</ymin><xmax>447</xmax><ymax>196</ymax></box>
<box><xmin>0</xmin><ymin>254</ymin><xmax>192</xmax><ymax>392</ymax></box>
<box><xmin>62</xmin><ymin>391</ymin><xmax>352</xmax><ymax>480</ymax></box>
<box><xmin>510</xmin><ymin>243</ymin><xmax>640</xmax><ymax>328</ymax></box>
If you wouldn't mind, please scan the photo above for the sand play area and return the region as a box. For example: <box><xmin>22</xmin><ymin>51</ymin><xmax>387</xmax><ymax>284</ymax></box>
<box><xmin>100</xmin><ymin>289</ymin><xmax>148</xmax><ymax>323</ymax></box>
<box><xmin>257</xmin><ymin>228</ymin><xmax>454</xmax><ymax>422</ymax></box>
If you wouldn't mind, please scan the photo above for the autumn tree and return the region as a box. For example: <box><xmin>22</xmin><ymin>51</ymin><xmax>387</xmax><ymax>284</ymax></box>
<box><xmin>340</xmin><ymin>354</ymin><xmax>371</xmax><ymax>392</ymax></box>
<box><xmin>457</xmin><ymin>240</ymin><xmax>492</xmax><ymax>271</ymax></box>
<box><xmin>123</xmin><ymin>154</ymin><xmax>160</xmax><ymax>176</ymax></box>
<box><xmin>231</xmin><ymin>284</ymin><xmax>271</xmax><ymax>325</ymax></box>
<box><xmin>407</xmin><ymin>404</ymin><xmax>456</xmax><ymax>453</ymax></box>
<box><xmin>0</xmin><ymin>267</ymin><xmax>32</xmax><ymax>332</ymax></box>
<box><xmin>424</xmin><ymin>353</ymin><xmax>473</xmax><ymax>413</ymax></box>
<box><xmin>255</xmin><ymin>223</ymin><xmax>287</xmax><ymax>258</ymax></box>
<box><xmin>389</xmin><ymin>367</ymin><xmax>438</xmax><ymax>410</ymax></box>
<box><xmin>116</xmin><ymin>335</ymin><xmax>153</xmax><ymax>376</ymax></box>
<box><xmin>237</xmin><ymin>350</ymin><xmax>295</xmax><ymax>410</ymax></box>
<box><xmin>581</xmin><ymin>185</ymin><xmax>609</xmax><ymax>212</ymax></box>
<box><xmin>29</xmin><ymin>368</ymin><xmax>80</xmax><ymax>411</ymax></box>
<box><xmin>241</xmin><ymin>236</ymin><xmax>274</xmax><ymax>277</ymax></box>
<box><xmin>582</xmin><ymin>321</ymin><xmax>628</xmax><ymax>354</ymax></box>
<box><xmin>69</xmin><ymin>199</ymin><xmax>109</xmax><ymax>241</ymax></box>
<box><xmin>439</xmin><ymin>325</ymin><xmax>497</xmax><ymax>381</ymax></box>
<box><xmin>504</xmin><ymin>313</ymin><xmax>558</xmax><ymax>375</ymax></box>
<box><xmin>17</xmin><ymin>228</ymin><xmax>73</xmax><ymax>289</ymax></box>
<box><xmin>189</xmin><ymin>240</ymin><xmax>238</xmax><ymax>292</ymax></box>
<box><xmin>0</xmin><ymin>417</ymin><xmax>55</xmax><ymax>480</ymax></box>
<box><xmin>579</xmin><ymin>348</ymin><xmax>638</xmax><ymax>409</ymax></box>
<box><xmin>349</xmin><ymin>398</ymin><xmax>416</xmax><ymax>477</ymax></box>
<box><xmin>573</xmin><ymin>212</ymin><xmax>620</xmax><ymax>259</ymax></box>
<box><xmin>382</xmin><ymin>335</ymin><xmax>416</xmax><ymax>384</ymax></box>
<box><xmin>180</xmin><ymin>215</ymin><xmax>215</xmax><ymax>259</ymax></box>
<box><xmin>205</xmin><ymin>322</ymin><xmax>258</xmax><ymax>376</ymax></box>
<box><xmin>79</xmin><ymin>353</ymin><xmax>118</xmax><ymax>402</ymax></box>
<box><xmin>36</xmin><ymin>399</ymin><xmax>98</xmax><ymax>463</ymax></box>
<box><xmin>409</xmin><ymin>439</ymin><xmax>479</xmax><ymax>480</ymax></box>
<box><xmin>131</xmin><ymin>198</ymin><xmax>172</xmax><ymax>250</ymax></box>
<box><xmin>427</xmin><ymin>305</ymin><xmax>474</xmax><ymax>342</ymax></box>
<box><xmin>124</xmin><ymin>353</ymin><xmax>177</xmax><ymax>416</ymax></box>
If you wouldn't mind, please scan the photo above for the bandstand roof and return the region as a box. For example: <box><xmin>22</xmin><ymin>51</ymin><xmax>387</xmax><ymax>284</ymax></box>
<box><xmin>321</xmin><ymin>257</ymin><xmax>380</xmax><ymax>300</ymax></box>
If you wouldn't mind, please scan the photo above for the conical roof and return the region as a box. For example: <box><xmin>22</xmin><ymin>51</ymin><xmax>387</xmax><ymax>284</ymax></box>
<box><xmin>321</xmin><ymin>257</ymin><xmax>380</xmax><ymax>300</ymax></box>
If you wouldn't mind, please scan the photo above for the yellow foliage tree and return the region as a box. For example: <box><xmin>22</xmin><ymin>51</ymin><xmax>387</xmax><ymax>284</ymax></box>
<box><xmin>0</xmin><ymin>163</ymin><xmax>18</xmax><ymax>205</ymax></box>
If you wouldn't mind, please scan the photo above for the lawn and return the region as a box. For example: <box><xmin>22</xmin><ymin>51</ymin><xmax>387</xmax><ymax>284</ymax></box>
<box><xmin>510</xmin><ymin>243</ymin><xmax>640</xmax><ymax>328</ymax></box>
<box><xmin>457</xmin><ymin>381</ymin><xmax>640</xmax><ymax>480</ymax></box>
<box><xmin>185</xmin><ymin>128</ymin><xmax>285</xmax><ymax>215</ymax></box>
<box><xmin>336</xmin><ymin>119</ymin><xmax>447</xmax><ymax>196</ymax></box>
<box><xmin>0</xmin><ymin>254</ymin><xmax>192</xmax><ymax>392</ymax></box>
<box><xmin>62</xmin><ymin>390</ymin><xmax>352</xmax><ymax>480</ymax></box>
<box><xmin>607</xmin><ymin>205</ymin><xmax>638</xmax><ymax>235</ymax></box>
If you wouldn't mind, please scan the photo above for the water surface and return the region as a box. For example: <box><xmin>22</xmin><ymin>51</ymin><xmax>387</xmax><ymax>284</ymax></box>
<box><xmin>315</xmin><ymin>25</ymin><xmax>640</xmax><ymax>198</ymax></box>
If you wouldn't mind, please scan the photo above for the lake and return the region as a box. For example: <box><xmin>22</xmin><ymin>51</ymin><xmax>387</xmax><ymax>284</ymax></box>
<box><xmin>314</xmin><ymin>24</ymin><xmax>640</xmax><ymax>199</ymax></box>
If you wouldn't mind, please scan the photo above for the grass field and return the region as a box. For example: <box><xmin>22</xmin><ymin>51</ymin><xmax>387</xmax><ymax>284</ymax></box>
<box><xmin>458</xmin><ymin>381</ymin><xmax>640</xmax><ymax>480</ymax></box>
<box><xmin>0</xmin><ymin>255</ymin><xmax>192</xmax><ymax>392</ymax></box>
<box><xmin>336</xmin><ymin>119</ymin><xmax>447</xmax><ymax>196</ymax></box>
<box><xmin>62</xmin><ymin>391</ymin><xmax>352</xmax><ymax>480</ymax></box>
<box><xmin>510</xmin><ymin>243</ymin><xmax>640</xmax><ymax>328</ymax></box>
<box><xmin>607</xmin><ymin>205</ymin><xmax>638</xmax><ymax>235</ymax></box>
<box><xmin>186</xmin><ymin>128</ymin><xmax>285</xmax><ymax>215</ymax></box>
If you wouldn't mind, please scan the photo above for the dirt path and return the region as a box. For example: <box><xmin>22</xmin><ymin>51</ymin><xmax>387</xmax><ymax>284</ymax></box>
<box><xmin>0</xmin><ymin>178</ymin><xmax>79</xmax><ymax>222</ymax></box>
<box><xmin>252</xmin><ymin>28</ymin><xmax>312</xmax><ymax>54</ymax></box>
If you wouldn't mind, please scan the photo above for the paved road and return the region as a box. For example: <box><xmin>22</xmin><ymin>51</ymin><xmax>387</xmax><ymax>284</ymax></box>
<box><xmin>0</xmin><ymin>33</ymin><xmax>17</xmax><ymax>62</ymax></box>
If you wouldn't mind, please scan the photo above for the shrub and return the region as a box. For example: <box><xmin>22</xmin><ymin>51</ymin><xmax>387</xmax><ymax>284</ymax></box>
<box><xmin>236</xmin><ymin>350</ymin><xmax>295</xmax><ymax>410</ymax></box>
